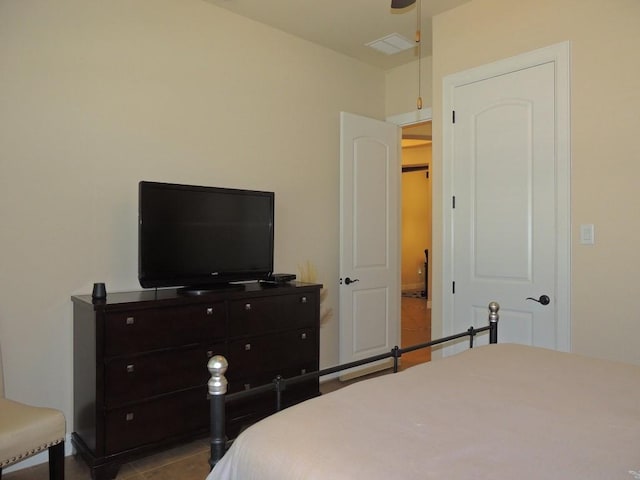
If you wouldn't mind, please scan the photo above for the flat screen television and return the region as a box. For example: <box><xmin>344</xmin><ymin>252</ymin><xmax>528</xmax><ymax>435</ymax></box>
<box><xmin>138</xmin><ymin>181</ymin><xmax>274</xmax><ymax>293</ymax></box>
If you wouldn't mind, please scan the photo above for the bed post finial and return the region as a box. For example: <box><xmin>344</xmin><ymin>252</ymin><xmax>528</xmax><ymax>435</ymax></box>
<box><xmin>208</xmin><ymin>355</ymin><xmax>228</xmax><ymax>470</ymax></box>
<box><xmin>488</xmin><ymin>302</ymin><xmax>499</xmax><ymax>344</ymax></box>
<box><xmin>208</xmin><ymin>355</ymin><xmax>228</xmax><ymax>395</ymax></box>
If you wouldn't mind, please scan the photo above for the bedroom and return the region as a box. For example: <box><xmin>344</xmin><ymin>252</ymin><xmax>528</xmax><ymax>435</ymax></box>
<box><xmin>1</xmin><ymin>0</ymin><xmax>639</xmax><ymax>476</ymax></box>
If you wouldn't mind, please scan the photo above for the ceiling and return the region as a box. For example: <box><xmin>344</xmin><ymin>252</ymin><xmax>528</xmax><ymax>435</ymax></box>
<box><xmin>203</xmin><ymin>0</ymin><xmax>470</xmax><ymax>70</ymax></box>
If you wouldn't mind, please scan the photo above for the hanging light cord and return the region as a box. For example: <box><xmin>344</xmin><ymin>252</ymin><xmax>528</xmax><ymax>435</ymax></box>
<box><xmin>416</xmin><ymin>0</ymin><xmax>423</xmax><ymax>110</ymax></box>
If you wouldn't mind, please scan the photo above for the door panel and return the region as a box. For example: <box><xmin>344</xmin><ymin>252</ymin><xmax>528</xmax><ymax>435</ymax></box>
<box><xmin>352</xmin><ymin>287</ymin><xmax>388</xmax><ymax>355</ymax></box>
<box><xmin>474</xmin><ymin>102</ymin><xmax>533</xmax><ymax>280</ymax></box>
<box><xmin>450</xmin><ymin>62</ymin><xmax>560</xmax><ymax>351</ymax></box>
<box><xmin>353</xmin><ymin>144</ymin><xmax>388</xmax><ymax>268</ymax></box>
<box><xmin>339</xmin><ymin>112</ymin><xmax>400</xmax><ymax>369</ymax></box>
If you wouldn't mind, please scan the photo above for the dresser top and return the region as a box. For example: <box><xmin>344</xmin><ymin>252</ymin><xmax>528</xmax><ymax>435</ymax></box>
<box><xmin>72</xmin><ymin>281</ymin><xmax>322</xmax><ymax>311</ymax></box>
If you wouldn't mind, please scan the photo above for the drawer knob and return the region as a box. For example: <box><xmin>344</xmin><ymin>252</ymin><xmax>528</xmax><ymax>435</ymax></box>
<box><xmin>301</xmin><ymin>296</ymin><xmax>308</xmax><ymax>304</ymax></box>
<box><xmin>301</xmin><ymin>368</ymin><xmax>307</xmax><ymax>375</ymax></box>
<box><xmin>126</xmin><ymin>364</ymin><xmax>135</xmax><ymax>373</ymax></box>
<box><xmin>125</xmin><ymin>413</ymin><xmax>134</xmax><ymax>421</ymax></box>
<box><xmin>244</xmin><ymin>343</ymin><xmax>251</xmax><ymax>351</ymax></box>
<box><xmin>301</xmin><ymin>333</ymin><xmax>307</xmax><ymax>340</ymax></box>
<box><xmin>244</xmin><ymin>303</ymin><xmax>252</xmax><ymax>311</ymax></box>
<box><xmin>244</xmin><ymin>383</ymin><xmax>251</xmax><ymax>390</ymax></box>
<box><xmin>126</xmin><ymin>317</ymin><xmax>135</xmax><ymax>325</ymax></box>
<box><xmin>207</xmin><ymin>350</ymin><xmax>214</xmax><ymax>358</ymax></box>
<box><xmin>206</xmin><ymin>307</ymin><xmax>214</xmax><ymax>316</ymax></box>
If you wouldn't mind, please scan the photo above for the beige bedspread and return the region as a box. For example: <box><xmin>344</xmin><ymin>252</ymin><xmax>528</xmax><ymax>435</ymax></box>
<box><xmin>206</xmin><ymin>344</ymin><xmax>640</xmax><ymax>480</ymax></box>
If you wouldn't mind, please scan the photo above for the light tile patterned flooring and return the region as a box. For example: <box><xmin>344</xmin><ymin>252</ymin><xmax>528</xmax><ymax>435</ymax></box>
<box><xmin>5</xmin><ymin>297</ymin><xmax>430</xmax><ymax>480</ymax></box>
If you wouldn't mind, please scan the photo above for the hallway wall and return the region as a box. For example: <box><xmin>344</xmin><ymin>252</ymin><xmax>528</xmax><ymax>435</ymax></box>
<box><xmin>401</xmin><ymin>142</ymin><xmax>432</xmax><ymax>295</ymax></box>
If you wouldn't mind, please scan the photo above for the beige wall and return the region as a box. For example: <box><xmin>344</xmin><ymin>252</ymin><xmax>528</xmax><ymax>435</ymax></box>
<box><xmin>426</xmin><ymin>0</ymin><xmax>640</xmax><ymax>364</ymax></box>
<box><xmin>385</xmin><ymin>56</ymin><xmax>433</xmax><ymax>117</ymax></box>
<box><xmin>0</xmin><ymin>0</ymin><xmax>386</xmax><ymax>433</ymax></box>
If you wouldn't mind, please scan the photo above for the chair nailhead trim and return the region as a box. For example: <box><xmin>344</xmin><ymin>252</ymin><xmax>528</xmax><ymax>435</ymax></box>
<box><xmin>0</xmin><ymin>438</ymin><xmax>64</xmax><ymax>468</ymax></box>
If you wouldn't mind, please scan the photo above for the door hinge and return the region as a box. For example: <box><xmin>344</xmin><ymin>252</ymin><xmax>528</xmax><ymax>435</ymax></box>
<box><xmin>452</xmin><ymin>110</ymin><xmax>456</xmax><ymax>124</ymax></box>
<box><xmin>452</xmin><ymin>196</ymin><xmax>456</xmax><ymax>208</ymax></box>
<box><xmin>452</xmin><ymin>281</ymin><xmax>456</xmax><ymax>294</ymax></box>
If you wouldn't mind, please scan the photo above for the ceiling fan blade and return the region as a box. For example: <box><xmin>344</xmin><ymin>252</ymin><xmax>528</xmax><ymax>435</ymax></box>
<box><xmin>391</xmin><ymin>0</ymin><xmax>416</xmax><ymax>9</ymax></box>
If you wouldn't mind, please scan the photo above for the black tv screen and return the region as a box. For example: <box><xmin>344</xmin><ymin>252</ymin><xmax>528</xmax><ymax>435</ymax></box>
<box><xmin>138</xmin><ymin>181</ymin><xmax>274</xmax><ymax>290</ymax></box>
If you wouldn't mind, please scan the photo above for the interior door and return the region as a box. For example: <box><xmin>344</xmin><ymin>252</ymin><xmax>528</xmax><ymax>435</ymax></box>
<box><xmin>443</xmin><ymin>47</ymin><xmax>571</xmax><ymax>353</ymax></box>
<box><xmin>339</xmin><ymin>112</ymin><xmax>400</xmax><ymax>372</ymax></box>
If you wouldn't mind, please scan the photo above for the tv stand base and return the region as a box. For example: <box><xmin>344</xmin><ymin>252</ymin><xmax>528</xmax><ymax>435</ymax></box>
<box><xmin>177</xmin><ymin>283</ymin><xmax>245</xmax><ymax>296</ymax></box>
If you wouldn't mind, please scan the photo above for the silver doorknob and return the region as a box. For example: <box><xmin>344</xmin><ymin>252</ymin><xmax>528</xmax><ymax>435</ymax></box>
<box><xmin>526</xmin><ymin>295</ymin><xmax>550</xmax><ymax>305</ymax></box>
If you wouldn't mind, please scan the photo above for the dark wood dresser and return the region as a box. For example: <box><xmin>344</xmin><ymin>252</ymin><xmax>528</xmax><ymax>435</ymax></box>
<box><xmin>71</xmin><ymin>282</ymin><xmax>321</xmax><ymax>480</ymax></box>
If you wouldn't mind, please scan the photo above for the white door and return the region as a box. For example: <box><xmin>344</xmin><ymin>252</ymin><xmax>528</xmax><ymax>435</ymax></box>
<box><xmin>443</xmin><ymin>43</ymin><xmax>571</xmax><ymax>353</ymax></box>
<box><xmin>339</xmin><ymin>112</ymin><xmax>401</xmax><ymax>371</ymax></box>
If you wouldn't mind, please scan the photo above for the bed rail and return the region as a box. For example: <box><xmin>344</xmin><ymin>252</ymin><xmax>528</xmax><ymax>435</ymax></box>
<box><xmin>207</xmin><ymin>301</ymin><xmax>500</xmax><ymax>469</ymax></box>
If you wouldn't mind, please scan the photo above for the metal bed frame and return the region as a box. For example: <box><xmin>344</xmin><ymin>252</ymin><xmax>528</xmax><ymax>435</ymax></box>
<box><xmin>206</xmin><ymin>301</ymin><xmax>500</xmax><ymax>469</ymax></box>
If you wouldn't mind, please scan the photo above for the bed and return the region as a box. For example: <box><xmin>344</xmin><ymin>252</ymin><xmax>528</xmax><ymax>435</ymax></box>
<box><xmin>205</xmin><ymin>305</ymin><xmax>640</xmax><ymax>480</ymax></box>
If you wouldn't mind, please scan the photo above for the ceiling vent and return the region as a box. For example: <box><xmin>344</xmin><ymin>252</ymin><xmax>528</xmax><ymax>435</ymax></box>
<box><xmin>366</xmin><ymin>33</ymin><xmax>415</xmax><ymax>55</ymax></box>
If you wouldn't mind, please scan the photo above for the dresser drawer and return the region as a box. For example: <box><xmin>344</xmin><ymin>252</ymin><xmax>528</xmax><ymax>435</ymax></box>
<box><xmin>279</xmin><ymin>328</ymin><xmax>318</xmax><ymax>367</ymax></box>
<box><xmin>227</xmin><ymin>335</ymin><xmax>281</xmax><ymax>381</ymax></box>
<box><xmin>104</xmin><ymin>303</ymin><xmax>225</xmax><ymax>356</ymax></box>
<box><xmin>104</xmin><ymin>388</ymin><xmax>208</xmax><ymax>454</ymax></box>
<box><xmin>226</xmin><ymin>390</ymin><xmax>274</xmax><ymax>436</ymax></box>
<box><xmin>228</xmin><ymin>296</ymin><xmax>282</xmax><ymax>337</ymax></box>
<box><xmin>226</xmin><ymin>327</ymin><xmax>317</xmax><ymax>392</ymax></box>
<box><xmin>282</xmin><ymin>292</ymin><xmax>318</xmax><ymax>329</ymax></box>
<box><xmin>104</xmin><ymin>344</ymin><xmax>224</xmax><ymax>408</ymax></box>
<box><xmin>228</xmin><ymin>292</ymin><xmax>318</xmax><ymax>337</ymax></box>
<box><xmin>225</xmin><ymin>377</ymin><xmax>319</xmax><ymax>437</ymax></box>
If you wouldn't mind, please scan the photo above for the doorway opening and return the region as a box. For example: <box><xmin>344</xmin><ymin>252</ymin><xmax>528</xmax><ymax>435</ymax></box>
<box><xmin>400</xmin><ymin>120</ymin><xmax>432</xmax><ymax>367</ymax></box>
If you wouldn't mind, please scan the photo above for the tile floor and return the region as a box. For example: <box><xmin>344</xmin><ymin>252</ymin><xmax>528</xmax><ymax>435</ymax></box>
<box><xmin>400</xmin><ymin>295</ymin><xmax>431</xmax><ymax>368</ymax></box>
<box><xmin>3</xmin><ymin>437</ymin><xmax>211</xmax><ymax>480</ymax></box>
<box><xmin>5</xmin><ymin>296</ymin><xmax>430</xmax><ymax>480</ymax></box>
